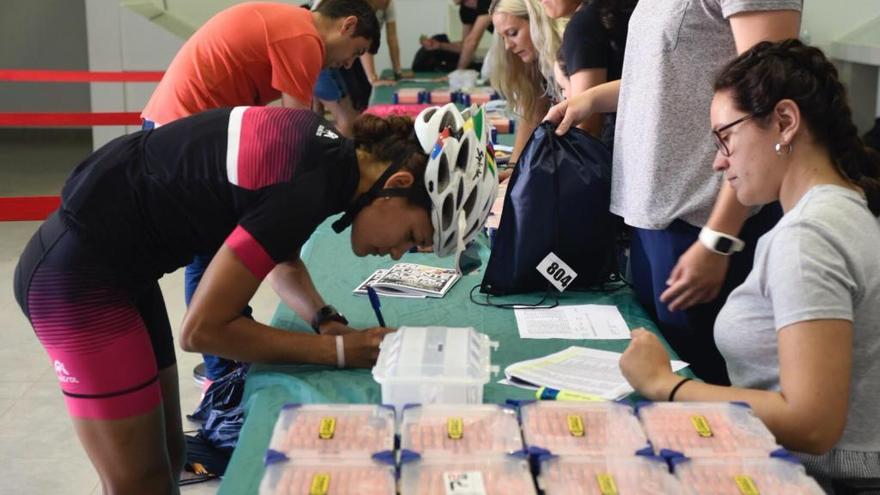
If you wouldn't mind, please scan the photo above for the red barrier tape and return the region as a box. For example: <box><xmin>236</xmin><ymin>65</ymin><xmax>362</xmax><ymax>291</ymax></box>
<box><xmin>0</xmin><ymin>69</ymin><xmax>164</xmax><ymax>83</ymax></box>
<box><xmin>0</xmin><ymin>196</ymin><xmax>60</xmax><ymax>221</ymax></box>
<box><xmin>0</xmin><ymin>112</ymin><xmax>142</xmax><ymax>126</ymax></box>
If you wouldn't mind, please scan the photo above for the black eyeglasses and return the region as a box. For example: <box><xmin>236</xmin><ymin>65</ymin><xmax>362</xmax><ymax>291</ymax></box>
<box><xmin>712</xmin><ymin>113</ymin><xmax>756</xmax><ymax>157</ymax></box>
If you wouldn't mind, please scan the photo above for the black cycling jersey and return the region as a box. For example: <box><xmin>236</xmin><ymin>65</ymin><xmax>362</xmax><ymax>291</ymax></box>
<box><xmin>60</xmin><ymin>107</ymin><xmax>358</xmax><ymax>283</ymax></box>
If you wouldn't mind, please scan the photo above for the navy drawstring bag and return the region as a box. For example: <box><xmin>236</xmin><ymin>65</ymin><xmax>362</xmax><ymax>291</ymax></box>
<box><xmin>480</xmin><ymin>122</ymin><xmax>618</xmax><ymax>295</ymax></box>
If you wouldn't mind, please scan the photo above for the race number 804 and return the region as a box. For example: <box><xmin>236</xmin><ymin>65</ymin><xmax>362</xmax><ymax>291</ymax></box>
<box><xmin>536</xmin><ymin>253</ymin><xmax>578</xmax><ymax>292</ymax></box>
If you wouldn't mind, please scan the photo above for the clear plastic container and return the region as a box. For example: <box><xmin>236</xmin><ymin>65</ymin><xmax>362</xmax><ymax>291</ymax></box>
<box><xmin>538</xmin><ymin>455</ymin><xmax>683</xmax><ymax>495</ymax></box>
<box><xmin>372</xmin><ymin>326</ymin><xmax>499</xmax><ymax>413</ymax></box>
<box><xmin>399</xmin><ymin>455</ymin><xmax>537</xmax><ymax>495</ymax></box>
<box><xmin>400</xmin><ymin>404</ymin><xmax>523</xmax><ymax>457</ymax></box>
<box><xmin>267</xmin><ymin>404</ymin><xmax>395</xmax><ymax>456</ymax></box>
<box><xmin>638</xmin><ymin>402</ymin><xmax>779</xmax><ymax>458</ymax></box>
<box><xmin>393</xmin><ymin>87</ymin><xmax>426</xmax><ymax>104</ymax></box>
<box><xmin>521</xmin><ymin>401</ymin><xmax>649</xmax><ymax>456</ymax></box>
<box><xmin>673</xmin><ymin>457</ymin><xmax>825</xmax><ymax>495</ymax></box>
<box><xmin>259</xmin><ymin>454</ymin><xmax>396</xmax><ymax>495</ymax></box>
<box><xmin>427</xmin><ymin>88</ymin><xmax>456</xmax><ymax>105</ymax></box>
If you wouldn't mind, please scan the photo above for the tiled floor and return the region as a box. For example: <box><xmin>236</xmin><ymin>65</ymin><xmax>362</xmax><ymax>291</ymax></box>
<box><xmin>0</xmin><ymin>130</ymin><xmax>281</xmax><ymax>494</ymax></box>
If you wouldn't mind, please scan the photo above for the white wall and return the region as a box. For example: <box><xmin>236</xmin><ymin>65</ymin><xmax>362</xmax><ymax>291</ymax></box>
<box><xmin>85</xmin><ymin>0</ymin><xmax>183</xmax><ymax>148</ymax></box>
<box><xmin>802</xmin><ymin>0</ymin><xmax>880</xmax><ymax>123</ymax></box>
<box><xmin>801</xmin><ymin>0</ymin><xmax>880</xmax><ymax>50</ymax></box>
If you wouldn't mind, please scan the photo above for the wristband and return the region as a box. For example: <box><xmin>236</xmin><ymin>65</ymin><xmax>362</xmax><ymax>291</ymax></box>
<box><xmin>668</xmin><ymin>377</ymin><xmax>692</xmax><ymax>401</ymax></box>
<box><xmin>335</xmin><ymin>335</ymin><xmax>345</xmax><ymax>369</ymax></box>
<box><xmin>698</xmin><ymin>226</ymin><xmax>744</xmax><ymax>255</ymax></box>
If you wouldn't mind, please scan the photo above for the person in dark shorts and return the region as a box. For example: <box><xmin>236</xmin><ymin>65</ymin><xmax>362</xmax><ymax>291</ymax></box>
<box><xmin>412</xmin><ymin>0</ymin><xmax>494</xmax><ymax>71</ymax></box>
<box><xmin>14</xmin><ymin>105</ymin><xmax>496</xmax><ymax>494</ymax></box>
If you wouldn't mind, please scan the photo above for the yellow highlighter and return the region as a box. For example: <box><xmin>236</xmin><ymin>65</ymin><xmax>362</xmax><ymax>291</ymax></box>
<box><xmin>536</xmin><ymin>386</ymin><xmax>606</xmax><ymax>402</ymax></box>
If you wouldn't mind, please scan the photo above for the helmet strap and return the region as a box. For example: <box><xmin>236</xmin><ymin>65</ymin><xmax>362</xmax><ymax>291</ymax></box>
<box><xmin>331</xmin><ymin>160</ymin><xmax>431</xmax><ymax>233</ymax></box>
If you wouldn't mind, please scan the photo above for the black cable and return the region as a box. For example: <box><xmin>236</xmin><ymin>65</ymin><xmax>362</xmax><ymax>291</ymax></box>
<box><xmin>468</xmin><ymin>283</ymin><xmax>559</xmax><ymax>310</ymax></box>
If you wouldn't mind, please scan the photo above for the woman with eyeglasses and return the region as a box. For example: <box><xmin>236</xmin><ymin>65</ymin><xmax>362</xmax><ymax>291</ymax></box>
<box><xmin>620</xmin><ymin>40</ymin><xmax>880</xmax><ymax>491</ymax></box>
<box><xmin>544</xmin><ymin>0</ymin><xmax>801</xmax><ymax>385</ymax></box>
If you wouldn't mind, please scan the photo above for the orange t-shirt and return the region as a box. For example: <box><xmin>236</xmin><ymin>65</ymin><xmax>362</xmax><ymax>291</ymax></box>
<box><xmin>142</xmin><ymin>2</ymin><xmax>324</xmax><ymax>125</ymax></box>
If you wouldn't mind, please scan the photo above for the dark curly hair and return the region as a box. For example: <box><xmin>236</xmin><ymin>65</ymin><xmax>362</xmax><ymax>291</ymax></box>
<box><xmin>715</xmin><ymin>39</ymin><xmax>880</xmax><ymax>215</ymax></box>
<box><xmin>351</xmin><ymin>114</ymin><xmax>428</xmax><ymax>197</ymax></box>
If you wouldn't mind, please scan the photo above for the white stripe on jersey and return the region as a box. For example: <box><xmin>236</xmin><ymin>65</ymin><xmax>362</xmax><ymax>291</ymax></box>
<box><xmin>226</xmin><ymin>106</ymin><xmax>247</xmax><ymax>186</ymax></box>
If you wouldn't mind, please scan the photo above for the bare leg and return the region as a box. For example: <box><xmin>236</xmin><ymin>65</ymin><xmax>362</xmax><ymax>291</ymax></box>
<box><xmin>72</xmin><ymin>380</ymin><xmax>180</xmax><ymax>495</ymax></box>
<box><xmin>159</xmin><ymin>365</ymin><xmax>186</xmax><ymax>481</ymax></box>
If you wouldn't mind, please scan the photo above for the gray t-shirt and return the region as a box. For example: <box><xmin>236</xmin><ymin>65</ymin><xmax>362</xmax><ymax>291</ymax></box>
<box><xmin>715</xmin><ymin>185</ymin><xmax>880</xmax><ymax>482</ymax></box>
<box><xmin>612</xmin><ymin>0</ymin><xmax>801</xmax><ymax>229</ymax></box>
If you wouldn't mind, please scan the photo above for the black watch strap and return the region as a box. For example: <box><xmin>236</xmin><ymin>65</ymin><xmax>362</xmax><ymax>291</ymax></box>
<box><xmin>310</xmin><ymin>305</ymin><xmax>348</xmax><ymax>333</ymax></box>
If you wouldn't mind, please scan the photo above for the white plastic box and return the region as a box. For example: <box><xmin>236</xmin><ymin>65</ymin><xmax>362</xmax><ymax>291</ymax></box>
<box><xmin>399</xmin><ymin>454</ymin><xmax>537</xmax><ymax>495</ymax></box>
<box><xmin>520</xmin><ymin>401</ymin><xmax>649</xmax><ymax>456</ymax></box>
<box><xmin>259</xmin><ymin>453</ymin><xmax>396</xmax><ymax>495</ymax></box>
<box><xmin>372</xmin><ymin>326</ymin><xmax>498</xmax><ymax>413</ymax></box>
<box><xmin>638</xmin><ymin>402</ymin><xmax>779</xmax><ymax>458</ymax></box>
<box><xmin>673</xmin><ymin>457</ymin><xmax>825</xmax><ymax>495</ymax></box>
<box><xmin>267</xmin><ymin>404</ymin><xmax>395</xmax><ymax>457</ymax></box>
<box><xmin>400</xmin><ymin>404</ymin><xmax>524</xmax><ymax>457</ymax></box>
<box><xmin>538</xmin><ymin>455</ymin><xmax>684</xmax><ymax>495</ymax></box>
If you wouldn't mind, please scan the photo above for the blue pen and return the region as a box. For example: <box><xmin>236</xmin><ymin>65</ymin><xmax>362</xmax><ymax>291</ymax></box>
<box><xmin>366</xmin><ymin>286</ymin><xmax>386</xmax><ymax>327</ymax></box>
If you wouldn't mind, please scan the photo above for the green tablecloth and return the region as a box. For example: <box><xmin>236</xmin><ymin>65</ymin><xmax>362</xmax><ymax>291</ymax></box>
<box><xmin>369</xmin><ymin>70</ymin><xmax>447</xmax><ymax>105</ymax></box>
<box><xmin>217</xmin><ymin>217</ymin><xmax>689</xmax><ymax>494</ymax></box>
<box><xmin>217</xmin><ymin>71</ymin><xmax>681</xmax><ymax>494</ymax></box>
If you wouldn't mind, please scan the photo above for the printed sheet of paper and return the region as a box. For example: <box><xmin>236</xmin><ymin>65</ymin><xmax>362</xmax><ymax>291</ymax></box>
<box><xmin>514</xmin><ymin>304</ymin><xmax>630</xmax><ymax>339</ymax></box>
<box><xmin>504</xmin><ymin>346</ymin><xmax>689</xmax><ymax>399</ymax></box>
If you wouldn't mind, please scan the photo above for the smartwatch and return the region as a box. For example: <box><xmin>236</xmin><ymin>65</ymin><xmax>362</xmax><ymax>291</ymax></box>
<box><xmin>310</xmin><ymin>305</ymin><xmax>348</xmax><ymax>333</ymax></box>
<box><xmin>698</xmin><ymin>227</ymin><xmax>745</xmax><ymax>256</ymax></box>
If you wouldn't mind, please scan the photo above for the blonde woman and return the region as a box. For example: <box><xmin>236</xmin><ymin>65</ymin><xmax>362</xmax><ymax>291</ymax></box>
<box><xmin>488</xmin><ymin>0</ymin><xmax>565</xmax><ymax>164</ymax></box>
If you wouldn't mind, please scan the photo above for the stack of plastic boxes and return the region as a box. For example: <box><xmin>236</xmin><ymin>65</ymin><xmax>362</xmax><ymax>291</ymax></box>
<box><xmin>638</xmin><ymin>402</ymin><xmax>825</xmax><ymax>494</ymax></box>
<box><xmin>392</xmin><ymin>87</ymin><xmax>427</xmax><ymax>104</ymax></box>
<box><xmin>398</xmin><ymin>404</ymin><xmax>537</xmax><ymax>495</ymax></box>
<box><xmin>259</xmin><ymin>404</ymin><xmax>397</xmax><ymax>495</ymax></box>
<box><xmin>524</xmin><ymin>401</ymin><xmax>682</xmax><ymax>494</ymax></box>
<box><xmin>426</xmin><ymin>88</ymin><xmax>458</xmax><ymax>105</ymax></box>
<box><xmin>460</xmin><ymin>87</ymin><xmax>500</xmax><ymax>106</ymax></box>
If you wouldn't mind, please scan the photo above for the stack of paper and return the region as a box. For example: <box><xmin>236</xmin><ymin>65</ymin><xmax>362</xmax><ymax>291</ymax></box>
<box><xmin>514</xmin><ymin>305</ymin><xmax>630</xmax><ymax>340</ymax></box>
<box><xmin>503</xmin><ymin>346</ymin><xmax>689</xmax><ymax>400</ymax></box>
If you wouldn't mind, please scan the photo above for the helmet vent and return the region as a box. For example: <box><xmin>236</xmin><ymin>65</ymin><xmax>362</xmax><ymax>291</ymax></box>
<box><xmin>455</xmin><ymin>137</ymin><xmax>471</xmax><ymax>173</ymax></box>
<box><xmin>462</xmin><ymin>186</ymin><xmax>477</xmax><ymax>216</ymax></box>
<box><xmin>437</xmin><ymin>154</ymin><xmax>450</xmax><ymax>193</ymax></box>
<box><xmin>441</xmin><ymin>194</ymin><xmax>455</xmax><ymax>230</ymax></box>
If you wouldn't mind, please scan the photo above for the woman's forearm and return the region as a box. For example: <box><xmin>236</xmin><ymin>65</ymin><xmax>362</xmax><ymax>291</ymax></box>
<box><xmin>182</xmin><ymin>314</ymin><xmax>335</xmax><ymax>366</ymax></box>
<box><xmin>361</xmin><ymin>53</ymin><xmax>378</xmax><ymax>81</ymax></box>
<box><xmin>655</xmin><ymin>376</ymin><xmax>842</xmax><ymax>455</ymax></box>
<box><xmin>387</xmin><ymin>24</ymin><xmax>401</xmax><ymax>73</ymax></box>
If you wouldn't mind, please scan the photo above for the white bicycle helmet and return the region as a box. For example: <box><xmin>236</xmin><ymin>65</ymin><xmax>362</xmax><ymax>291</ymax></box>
<box><xmin>414</xmin><ymin>102</ymin><xmax>465</xmax><ymax>153</ymax></box>
<box><xmin>333</xmin><ymin>104</ymin><xmax>498</xmax><ymax>260</ymax></box>
<box><xmin>423</xmin><ymin>105</ymin><xmax>499</xmax><ymax>257</ymax></box>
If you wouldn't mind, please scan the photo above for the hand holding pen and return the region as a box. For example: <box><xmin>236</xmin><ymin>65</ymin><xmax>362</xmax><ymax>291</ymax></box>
<box><xmin>366</xmin><ymin>286</ymin><xmax>386</xmax><ymax>327</ymax></box>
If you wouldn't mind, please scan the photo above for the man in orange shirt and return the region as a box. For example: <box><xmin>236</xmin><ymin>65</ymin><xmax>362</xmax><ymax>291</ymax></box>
<box><xmin>142</xmin><ymin>0</ymin><xmax>380</xmax><ymax>387</ymax></box>
<box><xmin>142</xmin><ymin>0</ymin><xmax>380</xmax><ymax>126</ymax></box>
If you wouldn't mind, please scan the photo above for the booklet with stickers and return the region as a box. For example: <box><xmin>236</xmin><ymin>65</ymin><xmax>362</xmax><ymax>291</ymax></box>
<box><xmin>353</xmin><ymin>263</ymin><xmax>461</xmax><ymax>298</ymax></box>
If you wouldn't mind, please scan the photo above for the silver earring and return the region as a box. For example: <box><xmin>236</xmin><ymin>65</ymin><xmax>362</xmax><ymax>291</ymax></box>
<box><xmin>775</xmin><ymin>142</ymin><xmax>793</xmax><ymax>155</ymax></box>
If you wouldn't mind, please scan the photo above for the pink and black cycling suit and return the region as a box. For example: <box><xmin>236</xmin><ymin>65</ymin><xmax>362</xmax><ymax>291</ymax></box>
<box><xmin>13</xmin><ymin>107</ymin><xmax>357</xmax><ymax>420</ymax></box>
